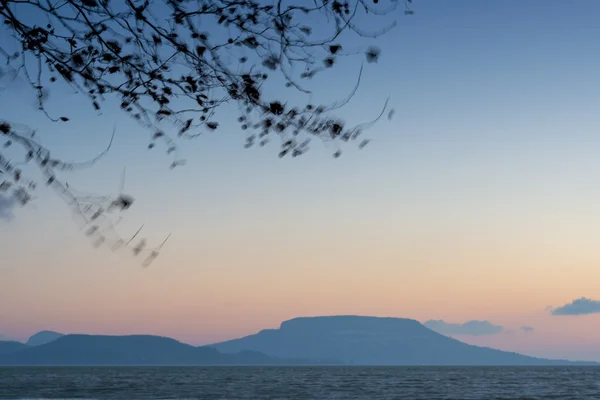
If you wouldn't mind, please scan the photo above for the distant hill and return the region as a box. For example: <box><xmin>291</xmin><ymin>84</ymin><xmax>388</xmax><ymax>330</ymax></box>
<box><xmin>26</xmin><ymin>331</ymin><xmax>63</xmax><ymax>346</ymax></box>
<box><xmin>209</xmin><ymin>315</ymin><xmax>597</xmax><ymax>366</ymax></box>
<box><xmin>0</xmin><ymin>334</ymin><xmax>326</xmax><ymax>366</ymax></box>
<box><xmin>0</xmin><ymin>341</ymin><xmax>28</xmax><ymax>355</ymax></box>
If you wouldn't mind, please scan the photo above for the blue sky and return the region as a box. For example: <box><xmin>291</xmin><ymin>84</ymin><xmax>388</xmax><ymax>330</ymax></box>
<box><xmin>2</xmin><ymin>0</ymin><xmax>600</xmax><ymax>361</ymax></box>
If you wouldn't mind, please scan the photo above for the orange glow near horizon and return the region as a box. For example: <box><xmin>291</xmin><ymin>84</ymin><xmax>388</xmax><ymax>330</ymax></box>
<box><xmin>3</xmin><ymin>0</ymin><xmax>600</xmax><ymax>363</ymax></box>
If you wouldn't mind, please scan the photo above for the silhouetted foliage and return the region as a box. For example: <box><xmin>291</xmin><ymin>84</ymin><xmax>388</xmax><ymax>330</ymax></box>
<box><xmin>0</xmin><ymin>0</ymin><xmax>414</xmax><ymax>262</ymax></box>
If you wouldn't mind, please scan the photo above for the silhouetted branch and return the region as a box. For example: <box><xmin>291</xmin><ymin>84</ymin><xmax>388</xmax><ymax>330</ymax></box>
<box><xmin>0</xmin><ymin>120</ymin><xmax>168</xmax><ymax>264</ymax></box>
<box><xmin>0</xmin><ymin>0</ymin><xmax>415</xmax><ymax>263</ymax></box>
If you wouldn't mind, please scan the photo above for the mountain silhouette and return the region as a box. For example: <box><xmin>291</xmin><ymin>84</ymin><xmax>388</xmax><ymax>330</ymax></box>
<box><xmin>26</xmin><ymin>330</ymin><xmax>64</xmax><ymax>346</ymax></box>
<box><xmin>0</xmin><ymin>334</ymin><xmax>326</xmax><ymax>366</ymax></box>
<box><xmin>209</xmin><ymin>315</ymin><xmax>597</xmax><ymax>365</ymax></box>
<box><xmin>2</xmin><ymin>317</ymin><xmax>597</xmax><ymax>366</ymax></box>
<box><xmin>0</xmin><ymin>341</ymin><xmax>28</xmax><ymax>355</ymax></box>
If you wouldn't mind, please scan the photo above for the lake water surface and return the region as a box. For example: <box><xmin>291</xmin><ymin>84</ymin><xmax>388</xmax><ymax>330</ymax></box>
<box><xmin>2</xmin><ymin>366</ymin><xmax>600</xmax><ymax>399</ymax></box>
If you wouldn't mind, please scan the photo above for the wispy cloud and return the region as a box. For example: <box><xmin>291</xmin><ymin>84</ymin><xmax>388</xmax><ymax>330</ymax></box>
<box><xmin>551</xmin><ymin>297</ymin><xmax>600</xmax><ymax>316</ymax></box>
<box><xmin>520</xmin><ymin>326</ymin><xmax>534</xmax><ymax>333</ymax></box>
<box><xmin>424</xmin><ymin>320</ymin><xmax>504</xmax><ymax>336</ymax></box>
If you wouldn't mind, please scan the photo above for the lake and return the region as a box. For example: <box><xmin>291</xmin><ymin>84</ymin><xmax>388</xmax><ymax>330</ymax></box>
<box><xmin>2</xmin><ymin>366</ymin><xmax>600</xmax><ymax>399</ymax></box>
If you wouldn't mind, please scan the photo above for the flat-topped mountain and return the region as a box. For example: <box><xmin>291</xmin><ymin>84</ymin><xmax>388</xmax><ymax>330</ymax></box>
<box><xmin>209</xmin><ymin>315</ymin><xmax>596</xmax><ymax>366</ymax></box>
<box><xmin>2</xmin><ymin>317</ymin><xmax>596</xmax><ymax>366</ymax></box>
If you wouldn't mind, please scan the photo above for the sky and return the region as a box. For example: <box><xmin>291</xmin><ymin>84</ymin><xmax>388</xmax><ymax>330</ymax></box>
<box><xmin>1</xmin><ymin>0</ymin><xmax>600</xmax><ymax>362</ymax></box>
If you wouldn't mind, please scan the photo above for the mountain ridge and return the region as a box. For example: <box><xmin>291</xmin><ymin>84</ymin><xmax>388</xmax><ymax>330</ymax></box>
<box><xmin>210</xmin><ymin>315</ymin><xmax>598</xmax><ymax>365</ymax></box>
<box><xmin>2</xmin><ymin>316</ymin><xmax>597</xmax><ymax>365</ymax></box>
<box><xmin>0</xmin><ymin>341</ymin><xmax>28</xmax><ymax>355</ymax></box>
<box><xmin>0</xmin><ymin>333</ymin><xmax>333</xmax><ymax>366</ymax></box>
<box><xmin>26</xmin><ymin>330</ymin><xmax>64</xmax><ymax>346</ymax></box>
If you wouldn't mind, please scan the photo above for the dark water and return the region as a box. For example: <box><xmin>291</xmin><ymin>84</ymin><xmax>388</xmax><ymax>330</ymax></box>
<box><xmin>2</xmin><ymin>366</ymin><xmax>600</xmax><ymax>399</ymax></box>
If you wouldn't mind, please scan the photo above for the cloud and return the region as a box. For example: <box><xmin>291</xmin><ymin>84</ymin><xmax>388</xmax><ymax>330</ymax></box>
<box><xmin>424</xmin><ymin>320</ymin><xmax>504</xmax><ymax>336</ymax></box>
<box><xmin>0</xmin><ymin>194</ymin><xmax>17</xmax><ymax>221</ymax></box>
<box><xmin>520</xmin><ymin>326</ymin><xmax>534</xmax><ymax>333</ymax></box>
<box><xmin>551</xmin><ymin>297</ymin><xmax>600</xmax><ymax>316</ymax></box>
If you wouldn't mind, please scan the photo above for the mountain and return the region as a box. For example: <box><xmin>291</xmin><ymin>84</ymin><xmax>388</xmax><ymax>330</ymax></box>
<box><xmin>0</xmin><ymin>341</ymin><xmax>28</xmax><ymax>355</ymax></box>
<box><xmin>26</xmin><ymin>330</ymin><xmax>63</xmax><ymax>346</ymax></box>
<box><xmin>0</xmin><ymin>334</ymin><xmax>326</xmax><ymax>366</ymax></box>
<box><xmin>3</xmin><ymin>317</ymin><xmax>596</xmax><ymax>366</ymax></box>
<box><xmin>210</xmin><ymin>315</ymin><xmax>597</xmax><ymax>366</ymax></box>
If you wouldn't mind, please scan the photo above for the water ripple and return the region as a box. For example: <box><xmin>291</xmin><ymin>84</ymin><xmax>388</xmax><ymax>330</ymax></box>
<box><xmin>1</xmin><ymin>366</ymin><xmax>600</xmax><ymax>400</ymax></box>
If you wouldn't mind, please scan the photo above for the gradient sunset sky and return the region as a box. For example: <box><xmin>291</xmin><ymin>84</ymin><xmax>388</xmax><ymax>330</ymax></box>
<box><xmin>1</xmin><ymin>0</ymin><xmax>600</xmax><ymax>362</ymax></box>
